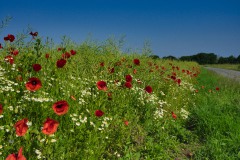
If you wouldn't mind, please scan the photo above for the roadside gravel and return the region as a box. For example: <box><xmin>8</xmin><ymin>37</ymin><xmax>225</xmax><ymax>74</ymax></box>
<box><xmin>204</xmin><ymin>67</ymin><xmax>240</xmax><ymax>82</ymax></box>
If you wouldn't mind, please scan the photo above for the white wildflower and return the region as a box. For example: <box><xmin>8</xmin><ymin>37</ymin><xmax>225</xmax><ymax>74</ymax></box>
<box><xmin>27</xmin><ymin>121</ymin><xmax>32</xmax><ymax>126</ymax></box>
<box><xmin>9</xmin><ymin>106</ymin><xmax>13</xmax><ymax>111</ymax></box>
<box><xmin>180</xmin><ymin>108</ymin><xmax>189</xmax><ymax>119</ymax></box>
<box><xmin>72</xmin><ymin>117</ymin><xmax>77</xmax><ymax>121</ymax></box>
<box><xmin>35</xmin><ymin>149</ymin><xmax>42</xmax><ymax>155</ymax></box>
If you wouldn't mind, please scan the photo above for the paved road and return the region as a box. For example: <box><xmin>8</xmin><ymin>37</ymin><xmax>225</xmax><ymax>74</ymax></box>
<box><xmin>204</xmin><ymin>67</ymin><xmax>240</xmax><ymax>82</ymax></box>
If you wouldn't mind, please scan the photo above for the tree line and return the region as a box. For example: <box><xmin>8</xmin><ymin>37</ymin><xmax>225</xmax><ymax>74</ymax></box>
<box><xmin>150</xmin><ymin>53</ymin><xmax>240</xmax><ymax>65</ymax></box>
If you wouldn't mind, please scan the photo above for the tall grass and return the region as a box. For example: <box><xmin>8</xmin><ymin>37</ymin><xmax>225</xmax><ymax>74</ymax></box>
<box><xmin>187</xmin><ymin>68</ymin><xmax>240</xmax><ymax>159</ymax></box>
<box><xmin>0</xmin><ymin>33</ymin><xmax>200</xmax><ymax>159</ymax></box>
<box><xmin>1</xmin><ymin>31</ymin><xmax>240</xmax><ymax>159</ymax></box>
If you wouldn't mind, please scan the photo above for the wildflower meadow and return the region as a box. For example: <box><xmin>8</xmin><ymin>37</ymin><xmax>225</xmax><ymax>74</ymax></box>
<box><xmin>0</xmin><ymin>31</ymin><xmax>239</xmax><ymax>159</ymax></box>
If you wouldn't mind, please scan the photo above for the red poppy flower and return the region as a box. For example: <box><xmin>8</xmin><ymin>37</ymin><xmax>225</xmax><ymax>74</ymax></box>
<box><xmin>182</xmin><ymin>69</ymin><xmax>185</xmax><ymax>73</ymax></box>
<box><xmin>109</xmin><ymin>67</ymin><xmax>114</xmax><ymax>73</ymax></box>
<box><xmin>6</xmin><ymin>147</ymin><xmax>26</xmax><ymax>160</ymax></box>
<box><xmin>107</xmin><ymin>92</ymin><xmax>112</xmax><ymax>100</ymax></box>
<box><xmin>30</xmin><ymin>31</ymin><xmax>38</xmax><ymax>38</ymax></box>
<box><xmin>133</xmin><ymin>69</ymin><xmax>137</xmax><ymax>74</ymax></box>
<box><xmin>14</xmin><ymin>118</ymin><xmax>28</xmax><ymax>136</ymax></box>
<box><xmin>62</xmin><ymin>52</ymin><xmax>71</xmax><ymax>59</ymax></box>
<box><xmin>11</xmin><ymin>50</ymin><xmax>19</xmax><ymax>56</ymax></box>
<box><xmin>70</xmin><ymin>49</ymin><xmax>76</xmax><ymax>55</ymax></box>
<box><xmin>4</xmin><ymin>34</ymin><xmax>15</xmax><ymax>42</ymax></box>
<box><xmin>124</xmin><ymin>120</ymin><xmax>129</xmax><ymax>126</ymax></box>
<box><xmin>56</xmin><ymin>59</ymin><xmax>67</xmax><ymax>68</ymax></box>
<box><xmin>42</xmin><ymin>118</ymin><xmax>59</xmax><ymax>135</ymax></box>
<box><xmin>176</xmin><ymin>79</ymin><xmax>181</xmax><ymax>85</ymax></box>
<box><xmin>45</xmin><ymin>53</ymin><xmax>50</xmax><ymax>59</ymax></box>
<box><xmin>195</xmin><ymin>89</ymin><xmax>199</xmax><ymax>93</ymax></box>
<box><xmin>216</xmin><ymin>87</ymin><xmax>220</xmax><ymax>91</ymax></box>
<box><xmin>100</xmin><ymin>62</ymin><xmax>104</xmax><ymax>67</ymax></box>
<box><xmin>133</xmin><ymin>58</ymin><xmax>140</xmax><ymax>65</ymax></box>
<box><xmin>25</xmin><ymin>77</ymin><xmax>42</xmax><ymax>91</ymax></box>
<box><xmin>171</xmin><ymin>112</ymin><xmax>177</xmax><ymax>119</ymax></box>
<box><xmin>125</xmin><ymin>82</ymin><xmax>132</xmax><ymax>89</ymax></box>
<box><xmin>57</xmin><ymin>47</ymin><xmax>62</xmax><ymax>51</ymax></box>
<box><xmin>171</xmin><ymin>75</ymin><xmax>176</xmax><ymax>80</ymax></box>
<box><xmin>125</xmin><ymin>74</ymin><xmax>132</xmax><ymax>82</ymax></box>
<box><xmin>32</xmin><ymin>64</ymin><xmax>42</xmax><ymax>72</ymax></box>
<box><xmin>95</xmin><ymin>110</ymin><xmax>104</xmax><ymax>117</ymax></box>
<box><xmin>145</xmin><ymin>86</ymin><xmax>152</xmax><ymax>93</ymax></box>
<box><xmin>4</xmin><ymin>55</ymin><xmax>14</xmax><ymax>65</ymax></box>
<box><xmin>0</xmin><ymin>43</ymin><xmax>2</xmax><ymax>49</ymax></box>
<box><xmin>0</xmin><ymin>104</ymin><xmax>3</xmax><ymax>114</ymax></box>
<box><xmin>97</xmin><ymin>81</ymin><xmax>107</xmax><ymax>91</ymax></box>
<box><xmin>52</xmin><ymin>100</ymin><xmax>69</xmax><ymax>115</ymax></box>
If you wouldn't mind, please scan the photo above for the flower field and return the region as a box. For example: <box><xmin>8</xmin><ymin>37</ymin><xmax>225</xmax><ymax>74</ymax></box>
<box><xmin>1</xmin><ymin>32</ymin><xmax>236</xmax><ymax>159</ymax></box>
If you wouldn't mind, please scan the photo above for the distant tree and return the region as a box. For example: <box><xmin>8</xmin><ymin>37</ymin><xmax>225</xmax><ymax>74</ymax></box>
<box><xmin>149</xmin><ymin>55</ymin><xmax>160</xmax><ymax>59</ymax></box>
<box><xmin>206</xmin><ymin>53</ymin><xmax>218</xmax><ymax>64</ymax></box>
<box><xmin>237</xmin><ymin>55</ymin><xmax>240</xmax><ymax>63</ymax></box>
<box><xmin>179</xmin><ymin>53</ymin><xmax>239</xmax><ymax>64</ymax></box>
<box><xmin>218</xmin><ymin>57</ymin><xmax>228</xmax><ymax>64</ymax></box>
<box><xmin>191</xmin><ymin>53</ymin><xmax>217</xmax><ymax>64</ymax></box>
<box><xmin>227</xmin><ymin>55</ymin><xmax>237</xmax><ymax>64</ymax></box>
<box><xmin>179</xmin><ymin>53</ymin><xmax>217</xmax><ymax>64</ymax></box>
<box><xmin>162</xmin><ymin>55</ymin><xmax>178</xmax><ymax>60</ymax></box>
<box><xmin>179</xmin><ymin>56</ymin><xmax>192</xmax><ymax>61</ymax></box>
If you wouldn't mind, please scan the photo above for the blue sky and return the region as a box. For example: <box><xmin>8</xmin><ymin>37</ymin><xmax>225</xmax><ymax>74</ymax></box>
<box><xmin>0</xmin><ymin>0</ymin><xmax>240</xmax><ymax>57</ymax></box>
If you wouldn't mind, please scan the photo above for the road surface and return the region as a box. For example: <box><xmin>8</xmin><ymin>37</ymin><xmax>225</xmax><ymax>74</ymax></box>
<box><xmin>204</xmin><ymin>67</ymin><xmax>240</xmax><ymax>82</ymax></box>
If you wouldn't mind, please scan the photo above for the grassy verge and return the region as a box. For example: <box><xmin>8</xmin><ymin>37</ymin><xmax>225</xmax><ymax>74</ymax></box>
<box><xmin>187</xmin><ymin>68</ymin><xmax>240</xmax><ymax>159</ymax></box>
<box><xmin>1</xmin><ymin>32</ymin><xmax>240</xmax><ymax>159</ymax></box>
<box><xmin>0</xmin><ymin>35</ymin><xmax>201</xmax><ymax>159</ymax></box>
<box><xmin>203</xmin><ymin>64</ymin><xmax>240</xmax><ymax>71</ymax></box>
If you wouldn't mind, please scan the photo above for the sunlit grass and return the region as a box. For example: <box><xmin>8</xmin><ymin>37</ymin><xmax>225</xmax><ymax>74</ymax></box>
<box><xmin>187</xmin><ymin>68</ymin><xmax>240</xmax><ymax>159</ymax></box>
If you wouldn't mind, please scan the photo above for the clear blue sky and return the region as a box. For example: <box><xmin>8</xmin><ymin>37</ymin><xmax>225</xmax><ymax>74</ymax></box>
<box><xmin>0</xmin><ymin>0</ymin><xmax>240</xmax><ymax>57</ymax></box>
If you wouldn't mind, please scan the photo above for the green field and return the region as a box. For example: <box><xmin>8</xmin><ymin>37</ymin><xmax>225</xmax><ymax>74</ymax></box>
<box><xmin>1</xmin><ymin>34</ymin><xmax>240</xmax><ymax>159</ymax></box>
